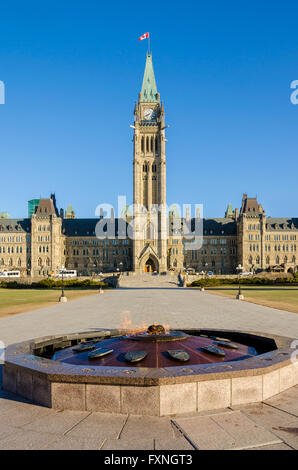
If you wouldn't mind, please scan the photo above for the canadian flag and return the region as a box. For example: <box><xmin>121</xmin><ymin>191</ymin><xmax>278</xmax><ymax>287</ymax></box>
<box><xmin>138</xmin><ymin>32</ymin><xmax>149</xmax><ymax>41</ymax></box>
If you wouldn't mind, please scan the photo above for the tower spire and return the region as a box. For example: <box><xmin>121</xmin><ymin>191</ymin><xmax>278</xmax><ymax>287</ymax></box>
<box><xmin>140</xmin><ymin>54</ymin><xmax>158</xmax><ymax>103</ymax></box>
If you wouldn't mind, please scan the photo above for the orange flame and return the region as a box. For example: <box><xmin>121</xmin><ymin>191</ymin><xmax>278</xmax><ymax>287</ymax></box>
<box><xmin>120</xmin><ymin>311</ymin><xmax>149</xmax><ymax>336</ymax></box>
<box><xmin>120</xmin><ymin>313</ymin><xmax>171</xmax><ymax>336</ymax></box>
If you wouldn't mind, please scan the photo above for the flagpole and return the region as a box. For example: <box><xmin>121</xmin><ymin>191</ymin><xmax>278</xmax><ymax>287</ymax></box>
<box><xmin>148</xmin><ymin>34</ymin><xmax>150</xmax><ymax>55</ymax></box>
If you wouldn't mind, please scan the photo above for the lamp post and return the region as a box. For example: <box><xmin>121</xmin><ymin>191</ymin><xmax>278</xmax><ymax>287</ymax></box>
<box><xmin>59</xmin><ymin>265</ymin><xmax>67</xmax><ymax>303</ymax></box>
<box><xmin>204</xmin><ymin>262</ymin><xmax>208</xmax><ymax>279</ymax></box>
<box><xmin>201</xmin><ymin>262</ymin><xmax>208</xmax><ymax>291</ymax></box>
<box><xmin>236</xmin><ymin>264</ymin><xmax>244</xmax><ymax>300</ymax></box>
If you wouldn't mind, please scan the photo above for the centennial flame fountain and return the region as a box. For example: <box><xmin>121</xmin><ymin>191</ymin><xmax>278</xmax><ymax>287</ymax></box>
<box><xmin>3</xmin><ymin>323</ymin><xmax>297</xmax><ymax>416</ymax></box>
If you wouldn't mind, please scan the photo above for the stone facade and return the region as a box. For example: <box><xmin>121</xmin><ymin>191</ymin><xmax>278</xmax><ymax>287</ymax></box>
<box><xmin>0</xmin><ymin>55</ymin><xmax>297</xmax><ymax>277</ymax></box>
<box><xmin>132</xmin><ymin>54</ymin><xmax>167</xmax><ymax>273</ymax></box>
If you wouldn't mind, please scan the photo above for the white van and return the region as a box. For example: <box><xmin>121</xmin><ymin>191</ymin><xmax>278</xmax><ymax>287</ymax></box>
<box><xmin>56</xmin><ymin>270</ymin><xmax>77</xmax><ymax>278</ymax></box>
<box><xmin>0</xmin><ymin>270</ymin><xmax>21</xmax><ymax>278</ymax></box>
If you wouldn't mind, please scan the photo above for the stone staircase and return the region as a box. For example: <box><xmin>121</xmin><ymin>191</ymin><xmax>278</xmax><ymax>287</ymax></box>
<box><xmin>118</xmin><ymin>273</ymin><xmax>180</xmax><ymax>288</ymax></box>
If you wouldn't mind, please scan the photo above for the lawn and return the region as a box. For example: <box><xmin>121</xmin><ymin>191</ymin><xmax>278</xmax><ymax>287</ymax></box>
<box><xmin>0</xmin><ymin>288</ymin><xmax>98</xmax><ymax>318</ymax></box>
<box><xmin>205</xmin><ymin>286</ymin><xmax>298</xmax><ymax>313</ymax></box>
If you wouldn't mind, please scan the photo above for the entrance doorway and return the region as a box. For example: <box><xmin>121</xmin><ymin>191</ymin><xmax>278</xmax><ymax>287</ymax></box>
<box><xmin>145</xmin><ymin>258</ymin><xmax>156</xmax><ymax>273</ymax></box>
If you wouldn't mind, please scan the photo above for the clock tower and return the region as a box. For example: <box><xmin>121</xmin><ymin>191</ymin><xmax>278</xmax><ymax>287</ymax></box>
<box><xmin>132</xmin><ymin>54</ymin><xmax>167</xmax><ymax>273</ymax></box>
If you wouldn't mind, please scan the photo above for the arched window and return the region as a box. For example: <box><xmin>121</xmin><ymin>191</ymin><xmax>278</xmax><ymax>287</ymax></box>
<box><xmin>38</xmin><ymin>258</ymin><xmax>42</xmax><ymax>267</ymax></box>
<box><xmin>9</xmin><ymin>258</ymin><xmax>13</xmax><ymax>266</ymax></box>
<box><xmin>248</xmin><ymin>256</ymin><xmax>253</xmax><ymax>264</ymax></box>
<box><xmin>266</xmin><ymin>256</ymin><xmax>270</xmax><ymax>265</ymax></box>
<box><xmin>256</xmin><ymin>256</ymin><xmax>260</xmax><ymax>264</ymax></box>
<box><xmin>141</xmin><ymin>136</ymin><xmax>144</xmax><ymax>152</ymax></box>
<box><xmin>146</xmin><ymin>136</ymin><xmax>149</xmax><ymax>152</ymax></box>
<box><xmin>151</xmin><ymin>136</ymin><xmax>154</xmax><ymax>152</ymax></box>
<box><xmin>18</xmin><ymin>259</ymin><xmax>22</xmax><ymax>267</ymax></box>
<box><xmin>276</xmin><ymin>256</ymin><xmax>280</xmax><ymax>265</ymax></box>
<box><xmin>145</xmin><ymin>222</ymin><xmax>155</xmax><ymax>240</ymax></box>
<box><xmin>155</xmin><ymin>136</ymin><xmax>158</xmax><ymax>153</ymax></box>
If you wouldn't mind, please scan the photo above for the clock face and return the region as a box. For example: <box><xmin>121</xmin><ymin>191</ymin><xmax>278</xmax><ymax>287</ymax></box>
<box><xmin>143</xmin><ymin>108</ymin><xmax>155</xmax><ymax>120</ymax></box>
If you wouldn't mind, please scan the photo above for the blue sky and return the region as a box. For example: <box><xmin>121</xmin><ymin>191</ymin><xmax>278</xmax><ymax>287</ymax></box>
<box><xmin>0</xmin><ymin>0</ymin><xmax>297</xmax><ymax>219</ymax></box>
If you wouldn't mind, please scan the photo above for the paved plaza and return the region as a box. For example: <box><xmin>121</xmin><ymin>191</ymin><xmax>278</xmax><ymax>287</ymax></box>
<box><xmin>0</xmin><ymin>281</ymin><xmax>297</xmax><ymax>450</ymax></box>
<box><xmin>1</xmin><ymin>281</ymin><xmax>298</xmax><ymax>346</ymax></box>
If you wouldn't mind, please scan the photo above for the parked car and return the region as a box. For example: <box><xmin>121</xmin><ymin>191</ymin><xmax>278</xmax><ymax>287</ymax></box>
<box><xmin>240</xmin><ymin>272</ymin><xmax>253</xmax><ymax>276</ymax></box>
<box><xmin>207</xmin><ymin>271</ymin><xmax>214</xmax><ymax>276</ymax></box>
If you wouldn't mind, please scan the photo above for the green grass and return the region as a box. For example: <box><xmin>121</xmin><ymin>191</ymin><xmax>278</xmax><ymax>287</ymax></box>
<box><xmin>0</xmin><ymin>288</ymin><xmax>98</xmax><ymax>317</ymax></box>
<box><xmin>205</xmin><ymin>286</ymin><xmax>298</xmax><ymax>313</ymax></box>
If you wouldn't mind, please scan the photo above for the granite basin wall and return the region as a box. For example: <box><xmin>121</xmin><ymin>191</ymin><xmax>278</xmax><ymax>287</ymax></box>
<box><xmin>3</xmin><ymin>329</ymin><xmax>298</xmax><ymax>416</ymax></box>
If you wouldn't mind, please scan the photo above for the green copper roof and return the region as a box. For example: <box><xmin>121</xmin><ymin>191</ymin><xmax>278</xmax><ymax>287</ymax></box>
<box><xmin>226</xmin><ymin>203</ymin><xmax>234</xmax><ymax>215</ymax></box>
<box><xmin>66</xmin><ymin>204</ymin><xmax>75</xmax><ymax>215</ymax></box>
<box><xmin>140</xmin><ymin>54</ymin><xmax>158</xmax><ymax>102</ymax></box>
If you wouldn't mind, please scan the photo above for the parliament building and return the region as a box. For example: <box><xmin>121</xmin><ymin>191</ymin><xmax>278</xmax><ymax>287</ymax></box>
<box><xmin>0</xmin><ymin>55</ymin><xmax>297</xmax><ymax>277</ymax></box>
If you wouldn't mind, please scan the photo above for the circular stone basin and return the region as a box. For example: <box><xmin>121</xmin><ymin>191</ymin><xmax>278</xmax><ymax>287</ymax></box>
<box><xmin>3</xmin><ymin>327</ymin><xmax>297</xmax><ymax>417</ymax></box>
<box><xmin>52</xmin><ymin>331</ymin><xmax>258</xmax><ymax>368</ymax></box>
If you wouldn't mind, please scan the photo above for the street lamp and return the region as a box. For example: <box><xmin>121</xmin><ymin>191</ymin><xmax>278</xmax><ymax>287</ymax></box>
<box><xmin>236</xmin><ymin>264</ymin><xmax>244</xmax><ymax>300</ymax></box>
<box><xmin>59</xmin><ymin>265</ymin><xmax>67</xmax><ymax>303</ymax></box>
<box><xmin>204</xmin><ymin>262</ymin><xmax>208</xmax><ymax>279</ymax></box>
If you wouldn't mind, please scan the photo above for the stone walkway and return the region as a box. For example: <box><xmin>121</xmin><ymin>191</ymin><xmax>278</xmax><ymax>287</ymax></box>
<box><xmin>0</xmin><ymin>375</ymin><xmax>297</xmax><ymax>449</ymax></box>
<box><xmin>0</xmin><ymin>285</ymin><xmax>298</xmax><ymax>346</ymax></box>
<box><xmin>0</xmin><ymin>283</ymin><xmax>297</xmax><ymax>450</ymax></box>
